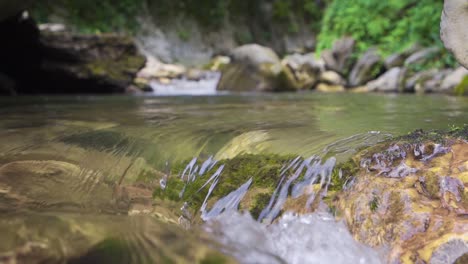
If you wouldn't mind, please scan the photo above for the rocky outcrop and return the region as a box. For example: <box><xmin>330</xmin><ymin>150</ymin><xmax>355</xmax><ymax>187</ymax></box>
<box><xmin>441</xmin><ymin>0</ymin><xmax>468</xmax><ymax>69</ymax></box>
<box><xmin>321</xmin><ymin>37</ymin><xmax>355</xmax><ymax>75</ymax></box>
<box><xmin>367</xmin><ymin>67</ymin><xmax>405</xmax><ymax>92</ymax></box>
<box><xmin>334</xmin><ymin>128</ymin><xmax>468</xmax><ymax>263</ymax></box>
<box><xmin>0</xmin><ymin>13</ymin><xmax>145</xmax><ymax>94</ymax></box>
<box><xmin>217</xmin><ymin>44</ymin><xmax>288</xmax><ymax>92</ymax></box>
<box><xmin>348</xmin><ymin>48</ymin><xmax>382</xmax><ymax>86</ymax></box>
<box><xmin>280</xmin><ymin>53</ymin><xmax>324</xmax><ymax>90</ymax></box>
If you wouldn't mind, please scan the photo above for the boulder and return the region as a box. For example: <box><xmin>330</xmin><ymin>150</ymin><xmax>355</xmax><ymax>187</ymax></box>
<box><xmin>334</xmin><ymin>129</ymin><xmax>468</xmax><ymax>263</ymax></box>
<box><xmin>348</xmin><ymin>48</ymin><xmax>382</xmax><ymax>86</ymax></box>
<box><xmin>280</xmin><ymin>53</ymin><xmax>324</xmax><ymax>90</ymax></box>
<box><xmin>0</xmin><ymin>13</ymin><xmax>146</xmax><ymax>94</ymax></box>
<box><xmin>441</xmin><ymin>0</ymin><xmax>468</xmax><ymax>69</ymax></box>
<box><xmin>321</xmin><ymin>37</ymin><xmax>355</xmax><ymax>75</ymax></box>
<box><xmin>414</xmin><ymin>70</ymin><xmax>451</xmax><ymax>94</ymax></box>
<box><xmin>217</xmin><ymin>44</ymin><xmax>289</xmax><ymax>92</ymax></box>
<box><xmin>319</xmin><ymin>71</ymin><xmax>346</xmax><ymax>86</ymax></box>
<box><xmin>404</xmin><ymin>69</ymin><xmax>439</xmax><ymax>92</ymax></box>
<box><xmin>441</xmin><ymin>67</ymin><xmax>468</xmax><ymax>92</ymax></box>
<box><xmin>367</xmin><ymin>67</ymin><xmax>405</xmax><ymax>92</ymax></box>
<box><xmin>404</xmin><ymin>47</ymin><xmax>440</xmax><ymax>66</ymax></box>
<box><xmin>39</xmin><ymin>31</ymin><xmax>146</xmax><ymax>93</ymax></box>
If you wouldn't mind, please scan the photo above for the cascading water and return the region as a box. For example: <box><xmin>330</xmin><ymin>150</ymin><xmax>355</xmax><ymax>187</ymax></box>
<box><xmin>169</xmin><ymin>154</ymin><xmax>383</xmax><ymax>263</ymax></box>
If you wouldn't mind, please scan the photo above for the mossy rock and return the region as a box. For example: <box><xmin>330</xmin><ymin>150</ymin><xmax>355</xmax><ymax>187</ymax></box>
<box><xmin>332</xmin><ymin>127</ymin><xmax>468</xmax><ymax>263</ymax></box>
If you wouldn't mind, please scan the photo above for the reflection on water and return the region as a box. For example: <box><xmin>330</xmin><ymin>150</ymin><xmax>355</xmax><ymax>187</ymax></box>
<box><xmin>0</xmin><ymin>93</ymin><xmax>466</xmax><ymax>263</ymax></box>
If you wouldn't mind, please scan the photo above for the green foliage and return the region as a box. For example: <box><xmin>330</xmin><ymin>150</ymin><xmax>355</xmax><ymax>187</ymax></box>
<box><xmin>31</xmin><ymin>0</ymin><xmax>145</xmax><ymax>33</ymax></box>
<box><xmin>317</xmin><ymin>0</ymin><xmax>454</xmax><ymax>67</ymax></box>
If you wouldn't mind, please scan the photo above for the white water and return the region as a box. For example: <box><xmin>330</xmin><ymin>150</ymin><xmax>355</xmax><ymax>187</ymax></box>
<box><xmin>150</xmin><ymin>72</ymin><xmax>222</xmax><ymax>96</ymax></box>
<box><xmin>204</xmin><ymin>211</ymin><xmax>383</xmax><ymax>264</ymax></box>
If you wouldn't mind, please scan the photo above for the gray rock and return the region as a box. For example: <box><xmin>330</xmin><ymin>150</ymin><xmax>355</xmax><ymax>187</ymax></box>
<box><xmin>348</xmin><ymin>48</ymin><xmax>382</xmax><ymax>86</ymax></box>
<box><xmin>367</xmin><ymin>67</ymin><xmax>405</xmax><ymax>92</ymax></box>
<box><xmin>414</xmin><ymin>70</ymin><xmax>451</xmax><ymax>94</ymax></box>
<box><xmin>441</xmin><ymin>0</ymin><xmax>468</xmax><ymax>69</ymax></box>
<box><xmin>280</xmin><ymin>53</ymin><xmax>325</xmax><ymax>90</ymax></box>
<box><xmin>230</xmin><ymin>44</ymin><xmax>281</xmax><ymax>66</ymax></box>
<box><xmin>321</xmin><ymin>37</ymin><xmax>355</xmax><ymax>75</ymax></box>
<box><xmin>320</xmin><ymin>71</ymin><xmax>346</xmax><ymax>86</ymax></box>
<box><xmin>404</xmin><ymin>47</ymin><xmax>440</xmax><ymax>66</ymax></box>
<box><xmin>384</xmin><ymin>53</ymin><xmax>406</xmax><ymax>69</ymax></box>
<box><xmin>440</xmin><ymin>67</ymin><xmax>468</xmax><ymax>91</ymax></box>
<box><xmin>404</xmin><ymin>69</ymin><xmax>438</xmax><ymax>92</ymax></box>
<box><xmin>217</xmin><ymin>44</ymin><xmax>286</xmax><ymax>92</ymax></box>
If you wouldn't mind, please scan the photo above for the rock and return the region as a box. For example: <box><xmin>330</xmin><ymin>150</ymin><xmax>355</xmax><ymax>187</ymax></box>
<box><xmin>217</xmin><ymin>44</ymin><xmax>289</xmax><ymax>92</ymax></box>
<box><xmin>334</xmin><ymin>129</ymin><xmax>468</xmax><ymax>263</ymax></box>
<box><xmin>316</xmin><ymin>83</ymin><xmax>345</xmax><ymax>93</ymax></box>
<box><xmin>321</xmin><ymin>37</ymin><xmax>355</xmax><ymax>75</ymax></box>
<box><xmin>319</xmin><ymin>71</ymin><xmax>346</xmax><ymax>86</ymax></box>
<box><xmin>404</xmin><ymin>47</ymin><xmax>440</xmax><ymax>66</ymax></box>
<box><xmin>38</xmin><ymin>31</ymin><xmax>146</xmax><ymax>93</ymax></box>
<box><xmin>280</xmin><ymin>53</ymin><xmax>324</xmax><ymax>90</ymax></box>
<box><xmin>384</xmin><ymin>53</ymin><xmax>406</xmax><ymax>69</ymax></box>
<box><xmin>367</xmin><ymin>67</ymin><xmax>405</xmax><ymax>92</ymax></box>
<box><xmin>384</xmin><ymin>44</ymin><xmax>422</xmax><ymax>69</ymax></box>
<box><xmin>206</xmin><ymin>55</ymin><xmax>231</xmax><ymax>71</ymax></box>
<box><xmin>414</xmin><ymin>70</ymin><xmax>451</xmax><ymax>94</ymax></box>
<box><xmin>38</xmin><ymin>23</ymin><xmax>66</xmax><ymax>32</ymax></box>
<box><xmin>441</xmin><ymin>0</ymin><xmax>468</xmax><ymax>69</ymax></box>
<box><xmin>348</xmin><ymin>48</ymin><xmax>382</xmax><ymax>86</ymax></box>
<box><xmin>137</xmin><ymin>56</ymin><xmax>186</xmax><ymax>80</ymax></box>
<box><xmin>404</xmin><ymin>69</ymin><xmax>439</xmax><ymax>92</ymax></box>
<box><xmin>441</xmin><ymin>67</ymin><xmax>468</xmax><ymax>92</ymax></box>
<box><xmin>0</xmin><ymin>13</ymin><xmax>146</xmax><ymax>94</ymax></box>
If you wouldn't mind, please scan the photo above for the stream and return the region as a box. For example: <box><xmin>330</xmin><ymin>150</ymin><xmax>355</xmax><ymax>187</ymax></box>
<box><xmin>0</xmin><ymin>93</ymin><xmax>467</xmax><ymax>263</ymax></box>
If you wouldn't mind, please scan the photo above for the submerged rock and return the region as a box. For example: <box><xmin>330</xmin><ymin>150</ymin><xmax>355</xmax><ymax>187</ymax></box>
<box><xmin>333</xmin><ymin>127</ymin><xmax>468</xmax><ymax>263</ymax></box>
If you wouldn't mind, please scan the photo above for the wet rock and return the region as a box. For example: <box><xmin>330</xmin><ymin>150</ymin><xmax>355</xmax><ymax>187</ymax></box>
<box><xmin>348</xmin><ymin>48</ymin><xmax>382</xmax><ymax>86</ymax></box>
<box><xmin>321</xmin><ymin>37</ymin><xmax>355</xmax><ymax>75</ymax></box>
<box><xmin>441</xmin><ymin>67</ymin><xmax>468</xmax><ymax>92</ymax></box>
<box><xmin>217</xmin><ymin>44</ymin><xmax>288</xmax><ymax>92</ymax></box>
<box><xmin>441</xmin><ymin>0</ymin><xmax>468</xmax><ymax>69</ymax></box>
<box><xmin>367</xmin><ymin>67</ymin><xmax>405</xmax><ymax>92</ymax></box>
<box><xmin>316</xmin><ymin>83</ymin><xmax>345</xmax><ymax>93</ymax></box>
<box><xmin>319</xmin><ymin>71</ymin><xmax>345</xmax><ymax>86</ymax></box>
<box><xmin>334</xmin><ymin>129</ymin><xmax>468</xmax><ymax>263</ymax></box>
<box><xmin>137</xmin><ymin>56</ymin><xmax>186</xmax><ymax>80</ymax></box>
<box><xmin>280</xmin><ymin>53</ymin><xmax>324</xmax><ymax>90</ymax></box>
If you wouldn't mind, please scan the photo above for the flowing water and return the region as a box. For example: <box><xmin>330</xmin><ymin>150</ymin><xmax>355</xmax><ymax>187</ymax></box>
<box><xmin>0</xmin><ymin>93</ymin><xmax>467</xmax><ymax>263</ymax></box>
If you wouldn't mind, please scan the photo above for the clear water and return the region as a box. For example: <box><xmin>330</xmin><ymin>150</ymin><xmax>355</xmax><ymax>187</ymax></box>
<box><xmin>0</xmin><ymin>93</ymin><xmax>466</xmax><ymax>263</ymax></box>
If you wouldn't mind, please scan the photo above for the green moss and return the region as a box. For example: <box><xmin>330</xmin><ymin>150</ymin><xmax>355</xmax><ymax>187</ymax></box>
<box><xmin>369</xmin><ymin>196</ymin><xmax>379</xmax><ymax>212</ymax></box>
<box><xmin>156</xmin><ymin>154</ymin><xmax>295</xmax><ymax>214</ymax></box>
<box><xmin>329</xmin><ymin>159</ymin><xmax>359</xmax><ymax>192</ymax></box>
<box><xmin>250</xmin><ymin>193</ymin><xmax>273</xmax><ymax>220</ymax></box>
<box><xmin>424</xmin><ymin>172</ymin><xmax>440</xmax><ymax>199</ymax></box>
<box><xmin>454</xmin><ymin>75</ymin><xmax>468</xmax><ymax>96</ymax></box>
<box><xmin>392</xmin><ymin>125</ymin><xmax>468</xmax><ymax>145</ymax></box>
<box><xmin>199</xmin><ymin>253</ymin><xmax>231</xmax><ymax>264</ymax></box>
